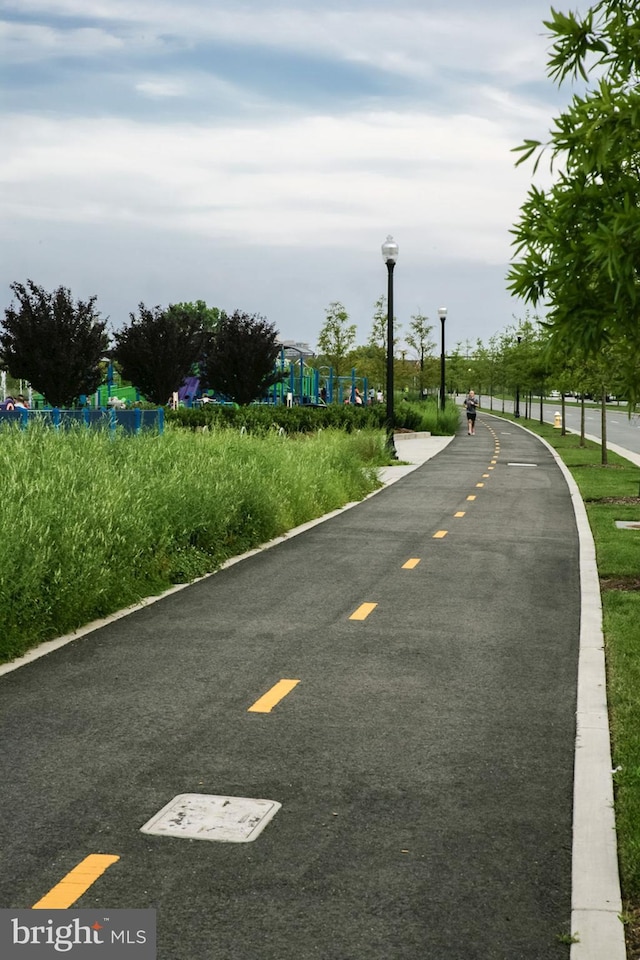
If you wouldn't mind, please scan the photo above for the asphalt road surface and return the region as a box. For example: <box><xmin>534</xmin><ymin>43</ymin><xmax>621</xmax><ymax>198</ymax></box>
<box><xmin>0</xmin><ymin>419</ymin><xmax>580</xmax><ymax>959</ymax></box>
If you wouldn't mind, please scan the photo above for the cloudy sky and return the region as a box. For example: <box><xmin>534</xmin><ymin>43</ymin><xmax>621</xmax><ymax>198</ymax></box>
<box><xmin>1</xmin><ymin>0</ymin><xmax>585</xmax><ymax>353</ymax></box>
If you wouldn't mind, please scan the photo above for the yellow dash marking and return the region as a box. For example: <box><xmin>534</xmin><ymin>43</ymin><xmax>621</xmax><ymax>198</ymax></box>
<box><xmin>467</xmin><ymin>495</ymin><xmax>476</xmax><ymax>501</ymax></box>
<box><xmin>349</xmin><ymin>602</ymin><xmax>377</xmax><ymax>621</ymax></box>
<box><xmin>32</xmin><ymin>855</ymin><xmax>120</xmax><ymax>909</ymax></box>
<box><xmin>476</xmin><ymin>483</ymin><xmax>484</xmax><ymax>488</ymax></box>
<box><xmin>482</xmin><ymin>474</ymin><xmax>490</xmax><ymax>478</ymax></box>
<box><xmin>491</xmin><ymin>459</ymin><xmax>497</xmax><ymax>463</ymax></box>
<box><xmin>488</xmin><ymin>467</ymin><xmax>494</xmax><ymax>470</ymax></box>
<box><xmin>433</xmin><ymin>530</ymin><xmax>448</xmax><ymax>539</ymax></box>
<box><xmin>248</xmin><ymin>679</ymin><xmax>300</xmax><ymax>713</ymax></box>
<box><xmin>454</xmin><ymin>512</ymin><xmax>465</xmax><ymax>518</ymax></box>
<box><xmin>402</xmin><ymin>558</ymin><xmax>421</xmax><ymax>569</ymax></box>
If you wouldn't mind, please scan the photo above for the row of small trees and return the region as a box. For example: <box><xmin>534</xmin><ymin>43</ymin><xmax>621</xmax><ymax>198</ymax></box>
<box><xmin>2</xmin><ymin>280</ymin><xmax>632</xmax><ymax>413</ymax></box>
<box><xmin>0</xmin><ymin>282</ymin><xmax>285</xmax><ymax>408</ymax></box>
<box><xmin>314</xmin><ymin>299</ymin><xmax>436</xmax><ymax>397</ymax></box>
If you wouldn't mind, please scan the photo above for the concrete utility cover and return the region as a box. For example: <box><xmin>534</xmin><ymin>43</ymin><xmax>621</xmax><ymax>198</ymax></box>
<box><xmin>140</xmin><ymin>794</ymin><xmax>281</xmax><ymax>843</ymax></box>
<box><xmin>615</xmin><ymin>521</ymin><xmax>640</xmax><ymax>530</ymax></box>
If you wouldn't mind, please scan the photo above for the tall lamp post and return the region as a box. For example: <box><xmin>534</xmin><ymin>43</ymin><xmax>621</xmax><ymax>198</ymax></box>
<box><xmin>382</xmin><ymin>235</ymin><xmax>399</xmax><ymax>458</ymax></box>
<box><xmin>514</xmin><ymin>334</ymin><xmax>522</xmax><ymax>418</ymax></box>
<box><xmin>438</xmin><ymin>307</ymin><xmax>447</xmax><ymax>411</ymax></box>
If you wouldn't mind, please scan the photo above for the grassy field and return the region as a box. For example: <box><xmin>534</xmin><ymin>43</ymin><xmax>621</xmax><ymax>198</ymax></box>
<box><xmin>490</xmin><ymin>410</ymin><xmax>640</xmax><ymax>952</ymax></box>
<box><xmin>0</xmin><ymin>423</ymin><xmax>391</xmax><ymax>663</ymax></box>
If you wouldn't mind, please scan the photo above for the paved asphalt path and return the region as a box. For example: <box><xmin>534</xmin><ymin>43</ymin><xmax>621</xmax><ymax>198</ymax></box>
<box><xmin>0</xmin><ymin>418</ymin><xmax>580</xmax><ymax>959</ymax></box>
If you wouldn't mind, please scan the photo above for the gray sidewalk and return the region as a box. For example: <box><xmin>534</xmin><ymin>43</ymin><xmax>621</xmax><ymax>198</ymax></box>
<box><xmin>0</xmin><ymin>418</ymin><xmax>627</xmax><ymax>959</ymax></box>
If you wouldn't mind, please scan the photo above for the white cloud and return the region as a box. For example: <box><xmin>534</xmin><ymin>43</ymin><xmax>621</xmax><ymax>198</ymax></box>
<box><xmin>135</xmin><ymin>78</ymin><xmax>188</xmax><ymax>98</ymax></box>
<box><xmin>0</xmin><ymin>0</ymin><xmax>577</xmax><ymax>343</ymax></box>
<box><xmin>1</xmin><ymin>1</ymin><xmax>553</xmax><ymax>90</ymax></box>
<box><xmin>0</xmin><ymin>20</ymin><xmax>124</xmax><ymax>61</ymax></box>
<box><xmin>0</xmin><ymin>100</ymin><xmax>547</xmax><ymax>267</ymax></box>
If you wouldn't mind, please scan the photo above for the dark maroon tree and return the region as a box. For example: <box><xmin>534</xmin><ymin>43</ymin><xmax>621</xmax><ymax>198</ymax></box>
<box><xmin>202</xmin><ymin>310</ymin><xmax>286</xmax><ymax>406</ymax></box>
<box><xmin>0</xmin><ymin>280</ymin><xmax>109</xmax><ymax>407</ymax></box>
<box><xmin>112</xmin><ymin>303</ymin><xmax>208</xmax><ymax>406</ymax></box>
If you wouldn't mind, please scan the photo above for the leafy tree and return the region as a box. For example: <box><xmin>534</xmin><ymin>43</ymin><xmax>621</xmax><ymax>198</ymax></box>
<box><xmin>202</xmin><ymin>310</ymin><xmax>285</xmax><ymax>406</ymax></box>
<box><xmin>508</xmin><ymin>0</ymin><xmax>640</xmax><ymax>397</ymax></box>
<box><xmin>405</xmin><ymin>313</ymin><xmax>435</xmax><ymax>397</ymax></box>
<box><xmin>316</xmin><ymin>302</ymin><xmax>357</xmax><ymax>379</ymax></box>
<box><xmin>366</xmin><ymin>294</ymin><xmax>404</xmax><ymax>395</ymax></box>
<box><xmin>112</xmin><ymin>303</ymin><xmax>208</xmax><ymax>406</ymax></box>
<box><xmin>0</xmin><ymin>280</ymin><xmax>109</xmax><ymax>407</ymax></box>
<box><xmin>170</xmin><ymin>300</ymin><xmax>221</xmax><ymax>332</ymax></box>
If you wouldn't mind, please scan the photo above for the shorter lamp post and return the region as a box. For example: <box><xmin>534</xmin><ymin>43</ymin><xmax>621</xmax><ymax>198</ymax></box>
<box><xmin>438</xmin><ymin>307</ymin><xmax>447</xmax><ymax>411</ymax></box>
<box><xmin>382</xmin><ymin>235</ymin><xmax>399</xmax><ymax>458</ymax></box>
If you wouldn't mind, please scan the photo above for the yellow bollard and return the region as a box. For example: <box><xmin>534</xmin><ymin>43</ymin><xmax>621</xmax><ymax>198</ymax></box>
<box><xmin>553</xmin><ymin>411</ymin><xmax>562</xmax><ymax>429</ymax></box>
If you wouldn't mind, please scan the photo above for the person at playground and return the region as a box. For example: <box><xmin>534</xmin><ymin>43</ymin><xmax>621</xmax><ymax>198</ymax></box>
<box><xmin>463</xmin><ymin>390</ymin><xmax>479</xmax><ymax>435</ymax></box>
<box><xmin>354</xmin><ymin>388</ymin><xmax>363</xmax><ymax>406</ymax></box>
<box><xmin>14</xmin><ymin>395</ymin><xmax>28</xmax><ymax>408</ymax></box>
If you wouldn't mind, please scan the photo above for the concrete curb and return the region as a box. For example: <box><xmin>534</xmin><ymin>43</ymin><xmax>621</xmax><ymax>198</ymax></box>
<box><xmin>486</xmin><ymin>414</ymin><xmax>626</xmax><ymax>959</ymax></box>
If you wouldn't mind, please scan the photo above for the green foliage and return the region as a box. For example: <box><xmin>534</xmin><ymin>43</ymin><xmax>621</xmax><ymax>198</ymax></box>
<box><xmin>0</xmin><ymin>424</ymin><xmax>387</xmax><ymax>663</ymax></box>
<box><xmin>508</xmin><ymin>0</ymin><xmax>640</xmax><ymax>395</ymax></box>
<box><xmin>0</xmin><ymin>280</ymin><xmax>109</xmax><ymax>407</ymax></box>
<box><xmin>112</xmin><ymin>302</ymin><xmax>208</xmax><ymax>405</ymax></box>
<box><xmin>169</xmin><ymin>299</ymin><xmax>221</xmax><ymax>331</ymax></box>
<box><xmin>167</xmin><ymin>398</ymin><xmax>458</xmax><ymax>436</ymax></box>
<box><xmin>406</xmin><ymin>312</ymin><xmax>435</xmax><ymax>397</ymax></box>
<box><xmin>202</xmin><ymin>310</ymin><xmax>286</xmax><ymax>406</ymax></box>
<box><xmin>316</xmin><ymin>302</ymin><xmax>357</xmax><ymax>378</ymax></box>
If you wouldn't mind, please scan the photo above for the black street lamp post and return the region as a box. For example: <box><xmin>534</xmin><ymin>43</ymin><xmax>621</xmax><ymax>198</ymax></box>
<box><xmin>438</xmin><ymin>307</ymin><xmax>447</xmax><ymax>412</ymax></box>
<box><xmin>382</xmin><ymin>235</ymin><xmax>399</xmax><ymax>458</ymax></box>
<box><xmin>514</xmin><ymin>334</ymin><xmax>522</xmax><ymax>418</ymax></box>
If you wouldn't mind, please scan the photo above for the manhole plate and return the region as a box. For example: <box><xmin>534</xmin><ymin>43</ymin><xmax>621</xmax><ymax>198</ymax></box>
<box><xmin>140</xmin><ymin>794</ymin><xmax>281</xmax><ymax>843</ymax></box>
<box><xmin>616</xmin><ymin>521</ymin><xmax>640</xmax><ymax>530</ymax></box>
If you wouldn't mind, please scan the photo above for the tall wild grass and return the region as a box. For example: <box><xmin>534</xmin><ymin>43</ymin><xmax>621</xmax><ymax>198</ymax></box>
<box><xmin>0</xmin><ymin>424</ymin><xmax>388</xmax><ymax>662</ymax></box>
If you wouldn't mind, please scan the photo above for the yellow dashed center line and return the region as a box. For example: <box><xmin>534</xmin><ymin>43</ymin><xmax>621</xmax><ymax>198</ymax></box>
<box><xmin>476</xmin><ymin>483</ymin><xmax>485</xmax><ymax>488</ymax></box>
<box><xmin>433</xmin><ymin>530</ymin><xmax>448</xmax><ymax>539</ymax></box>
<box><xmin>248</xmin><ymin>679</ymin><xmax>300</xmax><ymax>713</ymax></box>
<box><xmin>349</xmin><ymin>602</ymin><xmax>378</xmax><ymax>621</ymax></box>
<box><xmin>32</xmin><ymin>855</ymin><xmax>120</xmax><ymax>909</ymax></box>
<box><xmin>454</xmin><ymin>512</ymin><xmax>465</xmax><ymax>518</ymax></box>
<box><xmin>402</xmin><ymin>558</ymin><xmax>421</xmax><ymax>569</ymax></box>
<box><xmin>467</xmin><ymin>495</ymin><xmax>476</xmax><ymax>501</ymax></box>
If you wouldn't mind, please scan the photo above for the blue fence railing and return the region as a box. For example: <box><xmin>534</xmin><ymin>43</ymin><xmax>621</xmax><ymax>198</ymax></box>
<box><xmin>0</xmin><ymin>408</ymin><xmax>164</xmax><ymax>434</ymax></box>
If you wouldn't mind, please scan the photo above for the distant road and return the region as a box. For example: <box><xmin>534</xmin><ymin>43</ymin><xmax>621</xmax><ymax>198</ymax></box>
<box><xmin>479</xmin><ymin>396</ymin><xmax>640</xmax><ymax>457</ymax></box>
